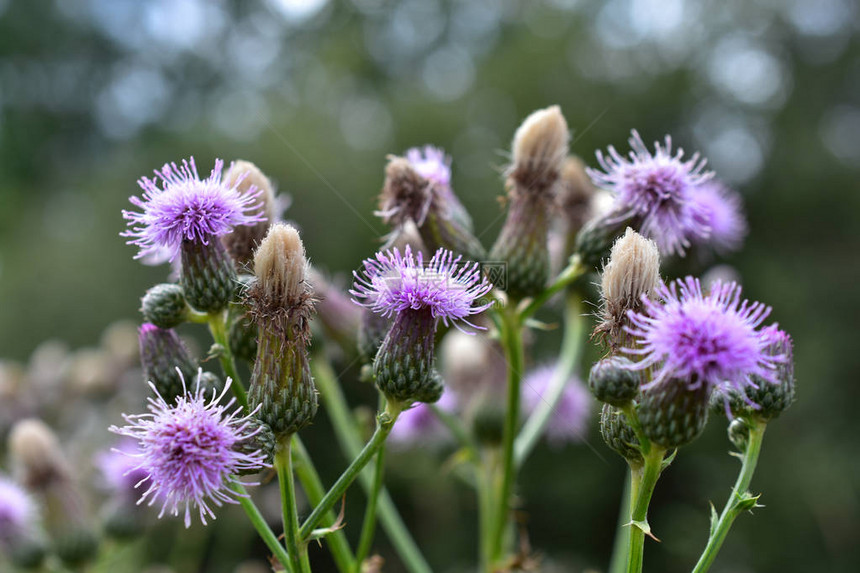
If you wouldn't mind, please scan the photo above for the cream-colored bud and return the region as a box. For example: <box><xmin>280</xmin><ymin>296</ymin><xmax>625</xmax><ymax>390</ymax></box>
<box><xmin>222</xmin><ymin>160</ymin><xmax>278</xmax><ymax>267</ymax></box>
<box><xmin>511</xmin><ymin>105</ymin><xmax>570</xmax><ymax>190</ymax></box>
<box><xmin>555</xmin><ymin>155</ymin><xmax>597</xmax><ymax>232</ymax></box>
<box><xmin>9</xmin><ymin>418</ymin><xmax>70</xmax><ymax>490</ymax></box>
<box><xmin>254</xmin><ymin>223</ymin><xmax>309</xmax><ymax>306</ymax></box>
<box><xmin>601</xmin><ymin>228</ymin><xmax>661</xmax><ymax>311</ymax></box>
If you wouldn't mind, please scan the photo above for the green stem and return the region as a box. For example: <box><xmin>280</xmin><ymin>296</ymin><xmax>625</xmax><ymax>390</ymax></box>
<box><xmin>626</xmin><ymin>448</ymin><xmax>665</xmax><ymax>573</ymax></box>
<box><xmin>292</xmin><ymin>436</ymin><xmax>356</xmax><ymax>573</ymax></box>
<box><xmin>608</xmin><ymin>470</ymin><xmax>634</xmax><ymax>573</ymax></box>
<box><xmin>519</xmin><ymin>255</ymin><xmax>585</xmax><ymax>321</ymax></box>
<box><xmin>277</xmin><ymin>441</ymin><xmax>308</xmax><ymax>573</ymax></box>
<box><xmin>354</xmin><ymin>443</ymin><xmax>387</xmax><ymax>571</ymax></box>
<box><xmin>232</xmin><ymin>482</ymin><xmax>292</xmax><ymax>569</ymax></box>
<box><xmin>207</xmin><ymin>311</ymin><xmax>248</xmax><ymax>411</ymax></box>
<box><xmin>692</xmin><ymin>420</ymin><xmax>767</xmax><ymax>573</ymax></box>
<box><xmin>299</xmin><ymin>403</ymin><xmax>401</xmax><ymax>539</ymax></box>
<box><xmin>312</xmin><ymin>356</ymin><xmax>433</xmax><ymax>573</ymax></box>
<box><xmin>514</xmin><ymin>293</ymin><xmax>584</xmax><ymax>466</ymax></box>
<box><xmin>478</xmin><ymin>448</ymin><xmax>499</xmax><ymax>573</ymax></box>
<box><xmin>489</xmin><ymin>306</ymin><xmax>525</xmax><ymax>563</ymax></box>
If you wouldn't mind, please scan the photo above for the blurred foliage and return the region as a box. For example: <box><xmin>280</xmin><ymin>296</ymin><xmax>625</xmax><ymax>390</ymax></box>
<box><xmin>0</xmin><ymin>0</ymin><xmax>859</xmax><ymax>572</ymax></box>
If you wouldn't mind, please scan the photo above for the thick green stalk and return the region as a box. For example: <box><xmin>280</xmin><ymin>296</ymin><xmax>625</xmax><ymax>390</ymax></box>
<box><xmin>478</xmin><ymin>448</ymin><xmax>499</xmax><ymax>573</ymax></box>
<box><xmin>300</xmin><ymin>404</ymin><xmax>400</xmax><ymax>539</ymax></box>
<box><xmin>626</xmin><ymin>448</ymin><xmax>665</xmax><ymax>573</ymax></box>
<box><xmin>292</xmin><ymin>436</ymin><xmax>356</xmax><ymax>572</ymax></box>
<box><xmin>489</xmin><ymin>306</ymin><xmax>525</xmax><ymax>563</ymax></box>
<box><xmin>232</xmin><ymin>483</ymin><xmax>292</xmax><ymax>569</ymax></box>
<box><xmin>277</xmin><ymin>441</ymin><xmax>308</xmax><ymax>573</ymax></box>
<box><xmin>312</xmin><ymin>356</ymin><xmax>433</xmax><ymax>573</ymax></box>
<box><xmin>692</xmin><ymin>420</ymin><xmax>767</xmax><ymax>573</ymax></box>
<box><xmin>207</xmin><ymin>312</ymin><xmax>248</xmax><ymax>410</ymax></box>
<box><xmin>354</xmin><ymin>444</ymin><xmax>387</xmax><ymax>571</ymax></box>
<box><xmin>514</xmin><ymin>293</ymin><xmax>584</xmax><ymax>466</ymax></box>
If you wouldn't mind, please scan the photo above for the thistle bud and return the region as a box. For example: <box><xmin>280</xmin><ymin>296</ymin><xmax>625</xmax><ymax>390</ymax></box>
<box><xmin>138</xmin><ymin>323</ymin><xmax>197</xmax><ymax>403</ymax></box>
<box><xmin>234</xmin><ymin>418</ymin><xmax>276</xmax><ymax>474</ymax></box>
<box><xmin>555</xmin><ymin>156</ymin><xmax>597</xmax><ymax>240</ymax></box>
<box><xmin>221</xmin><ymin>160</ymin><xmax>278</xmax><ymax>268</ymax></box>
<box><xmin>599</xmin><ymin>404</ymin><xmax>642</xmax><ymax>464</ymax></box>
<box><xmin>588</xmin><ymin>356</ymin><xmax>641</xmax><ymax>406</ymax></box>
<box><xmin>180</xmin><ymin>237</ymin><xmax>238</xmax><ymax>313</ymax></box>
<box><xmin>489</xmin><ymin>106</ymin><xmax>570</xmax><ymax>299</ymax></box>
<box><xmin>377</xmin><ymin>149</ymin><xmax>485</xmax><ymax>261</ymax></box>
<box><xmin>141</xmin><ymin>283</ymin><xmax>189</xmax><ymax>329</ymax></box>
<box><xmin>196</xmin><ymin>371</ymin><xmax>224</xmax><ymax>397</ymax></box>
<box><xmin>247</xmin><ymin>224</ymin><xmax>318</xmax><ymax>439</ymax></box>
<box><xmin>8</xmin><ymin>419</ymin><xmax>70</xmax><ymax>491</ymax></box>
<box><xmin>595</xmin><ymin>228</ymin><xmax>661</xmax><ymax>350</ymax></box>
<box><xmin>637</xmin><ymin>380</ymin><xmax>710</xmax><ymax>449</ymax></box>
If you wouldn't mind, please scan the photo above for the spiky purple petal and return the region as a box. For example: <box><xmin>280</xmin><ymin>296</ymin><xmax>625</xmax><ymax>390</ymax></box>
<box><xmin>690</xmin><ymin>181</ymin><xmax>748</xmax><ymax>253</ymax></box>
<box><xmin>625</xmin><ymin>277</ymin><xmax>779</xmax><ymax>394</ymax></box>
<box><xmin>122</xmin><ymin>157</ymin><xmax>265</xmax><ymax>262</ymax></box>
<box><xmin>108</xmin><ymin>375</ymin><xmax>268</xmax><ymax>528</ymax></box>
<box><xmin>587</xmin><ymin>130</ymin><xmax>713</xmax><ymax>256</ymax></box>
<box><xmin>350</xmin><ymin>245</ymin><xmax>493</xmax><ymax>332</ymax></box>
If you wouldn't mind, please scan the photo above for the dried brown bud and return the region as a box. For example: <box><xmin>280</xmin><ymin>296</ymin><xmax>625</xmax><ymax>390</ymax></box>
<box><xmin>510</xmin><ymin>105</ymin><xmax>570</xmax><ymax>192</ymax></box>
<box><xmin>377</xmin><ymin>157</ymin><xmax>430</xmax><ymax>227</ymax></box>
<box><xmin>221</xmin><ymin>160</ymin><xmax>278</xmax><ymax>268</ymax></box>
<box><xmin>596</xmin><ymin>228</ymin><xmax>661</xmax><ymax>350</ymax></box>
<box><xmin>253</xmin><ymin>223</ymin><xmax>309</xmax><ymax>309</ymax></box>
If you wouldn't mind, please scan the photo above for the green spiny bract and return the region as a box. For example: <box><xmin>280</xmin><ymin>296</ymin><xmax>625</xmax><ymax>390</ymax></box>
<box><xmin>141</xmin><ymin>283</ymin><xmax>189</xmax><ymax>329</ymax></box>
<box><xmin>599</xmin><ymin>403</ymin><xmax>642</xmax><ymax>464</ymax></box>
<box><xmin>638</xmin><ymin>379</ymin><xmax>710</xmax><ymax>449</ymax></box>
<box><xmin>588</xmin><ymin>356</ymin><xmax>641</xmax><ymax>406</ymax></box>
<box><xmin>180</xmin><ymin>238</ymin><xmax>238</xmax><ymax>314</ymax></box>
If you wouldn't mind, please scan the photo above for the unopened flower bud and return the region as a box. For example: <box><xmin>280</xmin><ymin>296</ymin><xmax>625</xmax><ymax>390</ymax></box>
<box><xmin>599</xmin><ymin>404</ymin><xmax>642</xmax><ymax>464</ymax></box>
<box><xmin>234</xmin><ymin>418</ymin><xmax>276</xmax><ymax>474</ymax></box>
<box><xmin>229</xmin><ymin>316</ymin><xmax>258</xmax><ymax>364</ymax></box>
<box><xmin>637</xmin><ymin>380</ymin><xmax>710</xmax><ymax>449</ymax></box>
<box><xmin>595</xmin><ymin>228</ymin><xmax>661</xmax><ymax>350</ymax></box>
<box><xmin>588</xmin><ymin>356</ymin><xmax>641</xmax><ymax>406</ymax></box>
<box><xmin>377</xmin><ymin>149</ymin><xmax>485</xmax><ymax>261</ymax></box>
<box><xmin>490</xmin><ymin>106</ymin><xmax>570</xmax><ymax>299</ymax></box>
<box><xmin>221</xmin><ymin>160</ymin><xmax>278</xmax><ymax>268</ymax></box>
<box><xmin>555</xmin><ymin>156</ymin><xmax>597</xmax><ymax>240</ymax></box>
<box><xmin>141</xmin><ymin>283</ymin><xmax>189</xmax><ymax>329</ymax></box>
<box><xmin>138</xmin><ymin>324</ymin><xmax>197</xmax><ymax>403</ymax></box>
<box><xmin>180</xmin><ymin>237</ymin><xmax>238</xmax><ymax>313</ymax></box>
<box><xmin>247</xmin><ymin>224</ymin><xmax>318</xmax><ymax>438</ymax></box>
<box><xmin>8</xmin><ymin>419</ymin><xmax>70</xmax><ymax>491</ymax></box>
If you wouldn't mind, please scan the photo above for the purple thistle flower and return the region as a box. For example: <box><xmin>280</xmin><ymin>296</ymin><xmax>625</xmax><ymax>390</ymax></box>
<box><xmin>625</xmin><ymin>277</ymin><xmax>780</xmax><ymax>395</ymax></box>
<box><xmin>97</xmin><ymin>438</ymin><xmax>151</xmax><ymax>502</ymax></box>
<box><xmin>389</xmin><ymin>389</ymin><xmax>457</xmax><ymax>447</ymax></box>
<box><xmin>351</xmin><ymin>245</ymin><xmax>493</xmax><ymax>332</ymax></box>
<box><xmin>122</xmin><ymin>157</ymin><xmax>266</xmax><ymax>262</ymax></box>
<box><xmin>0</xmin><ymin>476</ymin><xmax>37</xmax><ymax>544</ymax></box>
<box><xmin>405</xmin><ymin>146</ymin><xmax>451</xmax><ymax>188</ymax></box>
<box><xmin>588</xmin><ymin>130</ymin><xmax>713</xmax><ymax>256</ymax></box>
<box><xmin>108</xmin><ymin>375</ymin><xmax>269</xmax><ymax>528</ymax></box>
<box><xmin>690</xmin><ymin>181</ymin><xmax>748</xmax><ymax>254</ymax></box>
<box><xmin>521</xmin><ymin>365</ymin><xmax>592</xmax><ymax>446</ymax></box>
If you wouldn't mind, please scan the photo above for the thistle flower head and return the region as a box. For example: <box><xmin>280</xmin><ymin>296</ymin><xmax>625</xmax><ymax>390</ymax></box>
<box><xmin>252</xmin><ymin>223</ymin><xmax>309</xmax><ymax>309</ymax></box>
<box><xmin>122</xmin><ymin>157</ymin><xmax>265</xmax><ymax>262</ymax></box>
<box><xmin>109</xmin><ymin>375</ymin><xmax>269</xmax><ymax>527</ymax></box>
<box><xmin>510</xmin><ymin>105</ymin><xmax>570</xmax><ymax>190</ymax></box>
<box><xmin>588</xmin><ymin>130</ymin><xmax>713</xmax><ymax>255</ymax></box>
<box><xmin>0</xmin><ymin>476</ymin><xmax>37</xmax><ymax>543</ymax></box>
<box><xmin>690</xmin><ymin>181</ymin><xmax>748</xmax><ymax>254</ymax></box>
<box><xmin>405</xmin><ymin>146</ymin><xmax>451</xmax><ymax>188</ymax></box>
<box><xmin>521</xmin><ymin>365</ymin><xmax>591</xmax><ymax>445</ymax></box>
<box><xmin>351</xmin><ymin>245</ymin><xmax>493</xmax><ymax>332</ymax></box>
<box><xmin>626</xmin><ymin>277</ymin><xmax>779</xmax><ymax>394</ymax></box>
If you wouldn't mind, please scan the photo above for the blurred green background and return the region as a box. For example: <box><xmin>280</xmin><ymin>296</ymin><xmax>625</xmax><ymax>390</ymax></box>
<box><xmin>1</xmin><ymin>0</ymin><xmax>859</xmax><ymax>571</ymax></box>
